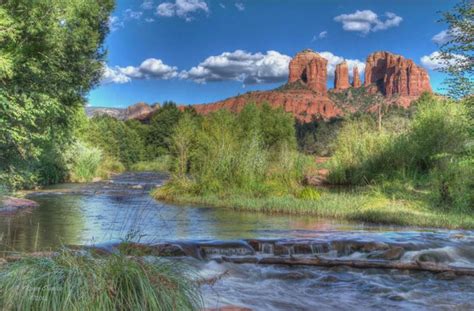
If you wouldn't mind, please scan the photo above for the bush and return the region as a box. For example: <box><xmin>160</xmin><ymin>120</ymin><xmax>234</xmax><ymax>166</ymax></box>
<box><xmin>67</xmin><ymin>142</ymin><xmax>102</xmax><ymax>183</ymax></box>
<box><xmin>0</xmin><ymin>251</ymin><xmax>202</xmax><ymax>311</ymax></box>
<box><xmin>430</xmin><ymin>155</ymin><xmax>474</xmax><ymax>212</ymax></box>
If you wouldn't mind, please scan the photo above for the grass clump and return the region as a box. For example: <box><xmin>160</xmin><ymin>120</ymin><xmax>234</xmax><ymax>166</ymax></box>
<box><xmin>130</xmin><ymin>155</ymin><xmax>171</xmax><ymax>172</ymax></box>
<box><xmin>0</xmin><ymin>250</ymin><xmax>202</xmax><ymax>311</ymax></box>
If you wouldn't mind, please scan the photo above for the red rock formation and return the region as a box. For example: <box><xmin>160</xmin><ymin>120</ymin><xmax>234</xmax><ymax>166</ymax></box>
<box><xmin>132</xmin><ymin>50</ymin><xmax>433</xmax><ymax>123</ymax></box>
<box><xmin>125</xmin><ymin>102</ymin><xmax>160</xmax><ymax>121</ymax></box>
<box><xmin>288</xmin><ymin>50</ymin><xmax>327</xmax><ymax>95</ymax></box>
<box><xmin>191</xmin><ymin>88</ymin><xmax>341</xmax><ymax>123</ymax></box>
<box><xmin>364</xmin><ymin>51</ymin><xmax>432</xmax><ymax>97</ymax></box>
<box><xmin>352</xmin><ymin>66</ymin><xmax>361</xmax><ymax>88</ymax></box>
<box><xmin>334</xmin><ymin>61</ymin><xmax>350</xmax><ymax>90</ymax></box>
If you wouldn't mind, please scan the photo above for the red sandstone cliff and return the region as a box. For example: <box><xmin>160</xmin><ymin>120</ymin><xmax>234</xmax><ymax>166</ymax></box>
<box><xmin>289</xmin><ymin>49</ymin><xmax>328</xmax><ymax>95</ymax></box>
<box><xmin>365</xmin><ymin>51</ymin><xmax>432</xmax><ymax>99</ymax></box>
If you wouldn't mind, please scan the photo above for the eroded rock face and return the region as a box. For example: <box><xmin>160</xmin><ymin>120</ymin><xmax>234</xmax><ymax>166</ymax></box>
<box><xmin>364</xmin><ymin>51</ymin><xmax>432</xmax><ymax>97</ymax></box>
<box><xmin>352</xmin><ymin>66</ymin><xmax>362</xmax><ymax>88</ymax></box>
<box><xmin>125</xmin><ymin>102</ymin><xmax>159</xmax><ymax>121</ymax></box>
<box><xmin>334</xmin><ymin>61</ymin><xmax>350</xmax><ymax>90</ymax></box>
<box><xmin>288</xmin><ymin>50</ymin><xmax>327</xmax><ymax>95</ymax></box>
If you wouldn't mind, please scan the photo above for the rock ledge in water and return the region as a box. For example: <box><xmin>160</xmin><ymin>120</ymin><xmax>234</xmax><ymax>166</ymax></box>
<box><xmin>0</xmin><ymin>196</ymin><xmax>39</xmax><ymax>213</ymax></box>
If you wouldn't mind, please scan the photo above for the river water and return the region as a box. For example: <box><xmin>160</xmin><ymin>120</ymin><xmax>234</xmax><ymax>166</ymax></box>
<box><xmin>1</xmin><ymin>172</ymin><xmax>473</xmax><ymax>310</ymax></box>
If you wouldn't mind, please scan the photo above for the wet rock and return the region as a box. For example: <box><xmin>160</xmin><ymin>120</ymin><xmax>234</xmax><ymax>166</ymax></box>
<box><xmin>436</xmin><ymin>271</ymin><xmax>457</xmax><ymax>281</ymax></box>
<box><xmin>383</xmin><ymin>247</ymin><xmax>405</xmax><ymax>260</ymax></box>
<box><xmin>0</xmin><ymin>258</ymin><xmax>7</xmax><ymax>266</ymax></box>
<box><xmin>0</xmin><ymin>196</ymin><xmax>39</xmax><ymax>213</ymax></box>
<box><xmin>416</xmin><ymin>250</ymin><xmax>453</xmax><ymax>264</ymax></box>
<box><xmin>368</xmin><ymin>246</ymin><xmax>405</xmax><ymax>260</ymax></box>
<box><xmin>388</xmin><ymin>294</ymin><xmax>405</xmax><ymax>301</ymax></box>
<box><xmin>361</xmin><ymin>242</ymin><xmax>389</xmax><ymax>252</ymax></box>
<box><xmin>318</xmin><ymin>275</ymin><xmax>340</xmax><ymax>282</ymax></box>
<box><xmin>130</xmin><ymin>185</ymin><xmax>143</xmax><ymax>189</ymax></box>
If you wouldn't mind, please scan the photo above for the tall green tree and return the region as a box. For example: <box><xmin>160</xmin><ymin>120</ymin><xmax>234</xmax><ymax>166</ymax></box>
<box><xmin>0</xmin><ymin>0</ymin><xmax>114</xmax><ymax>188</ymax></box>
<box><xmin>437</xmin><ymin>0</ymin><xmax>473</xmax><ymax>98</ymax></box>
<box><xmin>147</xmin><ymin>101</ymin><xmax>183</xmax><ymax>158</ymax></box>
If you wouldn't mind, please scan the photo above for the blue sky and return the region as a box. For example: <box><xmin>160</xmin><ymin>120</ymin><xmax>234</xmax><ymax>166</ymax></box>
<box><xmin>88</xmin><ymin>0</ymin><xmax>456</xmax><ymax>108</ymax></box>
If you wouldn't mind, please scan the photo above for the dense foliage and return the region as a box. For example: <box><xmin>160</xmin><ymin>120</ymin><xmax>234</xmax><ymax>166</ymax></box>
<box><xmin>156</xmin><ymin>104</ymin><xmax>315</xmax><ymax>199</ymax></box>
<box><xmin>0</xmin><ymin>0</ymin><xmax>114</xmax><ymax>189</ymax></box>
<box><xmin>327</xmin><ymin>94</ymin><xmax>473</xmax><ymax>212</ymax></box>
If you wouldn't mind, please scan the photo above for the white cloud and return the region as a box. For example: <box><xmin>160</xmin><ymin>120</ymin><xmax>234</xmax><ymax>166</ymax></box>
<box><xmin>102</xmin><ymin>59</ymin><xmax>178</xmax><ymax>84</ymax></box>
<box><xmin>156</xmin><ymin>0</ymin><xmax>209</xmax><ymax>21</ymax></box>
<box><xmin>431</xmin><ymin>28</ymin><xmax>460</xmax><ymax>45</ymax></box>
<box><xmin>102</xmin><ymin>65</ymin><xmax>131</xmax><ymax>84</ymax></box>
<box><xmin>108</xmin><ymin>16</ymin><xmax>124</xmax><ymax>32</ymax></box>
<box><xmin>235</xmin><ymin>2</ymin><xmax>245</xmax><ymax>11</ymax></box>
<box><xmin>318</xmin><ymin>51</ymin><xmax>365</xmax><ymax>77</ymax></box>
<box><xmin>420</xmin><ymin>51</ymin><xmax>465</xmax><ymax>70</ymax></box>
<box><xmin>124</xmin><ymin>9</ymin><xmax>143</xmax><ymax>20</ymax></box>
<box><xmin>334</xmin><ymin>10</ymin><xmax>402</xmax><ymax>35</ymax></box>
<box><xmin>145</xmin><ymin>17</ymin><xmax>155</xmax><ymax>22</ymax></box>
<box><xmin>219</xmin><ymin>3</ymin><xmax>226</xmax><ymax>8</ymax></box>
<box><xmin>141</xmin><ymin>0</ymin><xmax>154</xmax><ymax>10</ymax></box>
<box><xmin>180</xmin><ymin>50</ymin><xmax>291</xmax><ymax>85</ymax></box>
<box><xmin>312</xmin><ymin>30</ymin><xmax>328</xmax><ymax>41</ymax></box>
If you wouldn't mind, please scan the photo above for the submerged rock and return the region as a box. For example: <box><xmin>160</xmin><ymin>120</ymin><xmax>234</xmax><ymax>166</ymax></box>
<box><xmin>0</xmin><ymin>196</ymin><xmax>39</xmax><ymax>214</ymax></box>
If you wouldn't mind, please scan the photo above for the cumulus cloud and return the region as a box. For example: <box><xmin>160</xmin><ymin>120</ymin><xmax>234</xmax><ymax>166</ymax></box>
<box><xmin>102</xmin><ymin>65</ymin><xmax>131</xmax><ymax>84</ymax></box>
<box><xmin>431</xmin><ymin>28</ymin><xmax>460</xmax><ymax>45</ymax></box>
<box><xmin>334</xmin><ymin>10</ymin><xmax>402</xmax><ymax>35</ymax></box>
<box><xmin>318</xmin><ymin>51</ymin><xmax>365</xmax><ymax>77</ymax></box>
<box><xmin>235</xmin><ymin>2</ymin><xmax>245</xmax><ymax>11</ymax></box>
<box><xmin>420</xmin><ymin>51</ymin><xmax>465</xmax><ymax>70</ymax></box>
<box><xmin>180</xmin><ymin>50</ymin><xmax>292</xmax><ymax>85</ymax></box>
<box><xmin>156</xmin><ymin>0</ymin><xmax>209</xmax><ymax>21</ymax></box>
<box><xmin>101</xmin><ymin>59</ymin><xmax>178</xmax><ymax>84</ymax></box>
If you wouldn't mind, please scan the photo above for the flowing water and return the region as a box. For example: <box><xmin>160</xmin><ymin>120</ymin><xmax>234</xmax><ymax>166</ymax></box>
<box><xmin>0</xmin><ymin>172</ymin><xmax>473</xmax><ymax>310</ymax></box>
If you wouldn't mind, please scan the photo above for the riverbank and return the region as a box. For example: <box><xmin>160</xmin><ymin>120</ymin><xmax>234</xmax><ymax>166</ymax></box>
<box><xmin>152</xmin><ymin>185</ymin><xmax>474</xmax><ymax>229</ymax></box>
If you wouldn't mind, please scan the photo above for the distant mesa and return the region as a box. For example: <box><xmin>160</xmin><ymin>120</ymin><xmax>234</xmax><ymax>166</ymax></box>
<box><xmin>86</xmin><ymin>102</ymin><xmax>160</xmax><ymax>121</ymax></box>
<box><xmin>93</xmin><ymin>49</ymin><xmax>432</xmax><ymax>123</ymax></box>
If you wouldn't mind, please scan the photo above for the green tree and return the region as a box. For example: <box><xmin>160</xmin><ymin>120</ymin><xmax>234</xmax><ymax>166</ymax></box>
<box><xmin>437</xmin><ymin>0</ymin><xmax>473</xmax><ymax>98</ymax></box>
<box><xmin>147</xmin><ymin>101</ymin><xmax>182</xmax><ymax>158</ymax></box>
<box><xmin>0</xmin><ymin>0</ymin><xmax>114</xmax><ymax>188</ymax></box>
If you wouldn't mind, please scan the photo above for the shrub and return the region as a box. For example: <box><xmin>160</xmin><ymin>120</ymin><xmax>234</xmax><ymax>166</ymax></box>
<box><xmin>296</xmin><ymin>187</ymin><xmax>321</xmax><ymax>201</ymax></box>
<box><xmin>67</xmin><ymin>142</ymin><xmax>102</xmax><ymax>183</ymax></box>
<box><xmin>130</xmin><ymin>156</ymin><xmax>171</xmax><ymax>172</ymax></box>
<box><xmin>0</xmin><ymin>250</ymin><xmax>202</xmax><ymax>311</ymax></box>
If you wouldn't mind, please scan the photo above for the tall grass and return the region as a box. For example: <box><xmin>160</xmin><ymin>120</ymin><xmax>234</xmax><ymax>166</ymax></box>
<box><xmin>327</xmin><ymin>95</ymin><xmax>472</xmax><ymax>212</ymax></box>
<box><xmin>67</xmin><ymin>142</ymin><xmax>102</xmax><ymax>183</ymax></box>
<box><xmin>0</xmin><ymin>250</ymin><xmax>202</xmax><ymax>311</ymax></box>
